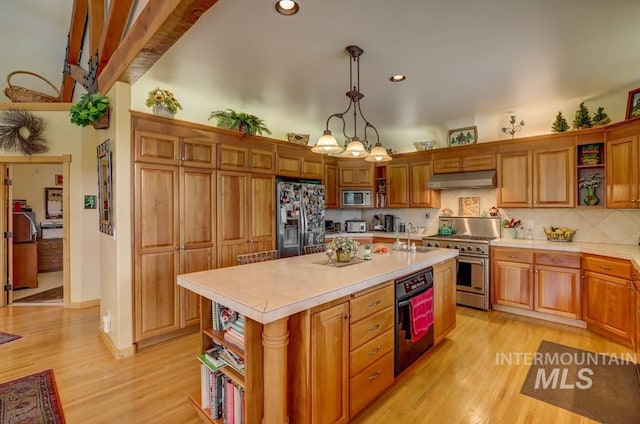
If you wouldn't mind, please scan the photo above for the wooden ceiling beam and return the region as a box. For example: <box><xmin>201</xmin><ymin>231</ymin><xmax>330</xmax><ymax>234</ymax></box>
<box><xmin>98</xmin><ymin>0</ymin><xmax>135</xmax><ymax>75</ymax></box>
<box><xmin>97</xmin><ymin>0</ymin><xmax>219</xmax><ymax>94</ymax></box>
<box><xmin>61</xmin><ymin>0</ymin><xmax>89</xmax><ymax>101</ymax></box>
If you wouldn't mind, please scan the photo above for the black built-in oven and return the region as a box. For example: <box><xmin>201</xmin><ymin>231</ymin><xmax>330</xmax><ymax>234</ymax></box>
<box><xmin>394</xmin><ymin>268</ymin><xmax>434</xmax><ymax>376</ymax></box>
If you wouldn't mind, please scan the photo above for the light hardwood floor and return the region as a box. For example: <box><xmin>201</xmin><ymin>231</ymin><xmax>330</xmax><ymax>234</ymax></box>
<box><xmin>0</xmin><ymin>305</ymin><xmax>634</xmax><ymax>423</ymax></box>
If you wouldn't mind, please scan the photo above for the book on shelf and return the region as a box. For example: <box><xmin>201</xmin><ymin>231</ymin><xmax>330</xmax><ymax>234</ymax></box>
<box><xmin>223</xmin><ymin>327</ymin><xmax>245</xmax><ymax>348</ymax></box>
<box><xmin>198</xmin><ymin>350</ymin><xmax>227</xmax><ymax>372</ymax></box>
<box><xmin>225</xmin><ymin>379</ymin><xmax>235</xmax><ymax>423</ymax></box>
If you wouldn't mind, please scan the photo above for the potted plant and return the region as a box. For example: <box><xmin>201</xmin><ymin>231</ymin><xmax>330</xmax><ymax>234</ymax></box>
<box><xmin>145</xmin><ymin>87</ymin><xmax>182</xmax><ymax>117</ymax></box>
<box><xmin>208</xmin><ymin>108</ymin><xmax>272</xmax><ymax>136</ymax></box>
<box><xmin>329</xmin><ymin>236</ymin><xmax>359</xmax><ymax>262</ymax></box>
<box><xmin>69</xmin><ymin>92</ymin><xmax>110</xmax><ymax>128</ymax></box>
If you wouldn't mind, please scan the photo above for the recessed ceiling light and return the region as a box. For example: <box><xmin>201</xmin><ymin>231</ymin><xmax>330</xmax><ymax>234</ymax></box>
<box><xmin>275</xmin><ymin>0</ymin><xmax>299</xmax><ymax>15</ymax></box>
<box><xmin>390</xmin><ymin>74</ymin><xmax>406</xmax><ymax>82</ymax></box>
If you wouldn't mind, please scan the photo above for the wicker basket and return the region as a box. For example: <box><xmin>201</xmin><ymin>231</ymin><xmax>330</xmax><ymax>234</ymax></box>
<box><xmin>544</xmin><ymin>227</ymin><xmax>577</xmax><ymax>242</ymax></box>
<box><xmin>4</xmin><ymin>70</ymin><xmax>62</xmax><ymax>103</ymax></box>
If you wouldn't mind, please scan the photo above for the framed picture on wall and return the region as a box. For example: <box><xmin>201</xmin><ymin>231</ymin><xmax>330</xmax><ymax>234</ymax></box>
<box><xmin>45</xmin><ymin>187</ymin><xmax>63</xmax><ymax>219</ymax></box>
<box><xmin>97</xmin><ymin>139</ymin><xmax>113</xmax><ymax>235</ymax></box>
<box><xmin>447</xmin><ymin>126</ymin><xmax>478</xmax><ymax>146</ymax></box>
<box><xmin>626</xmin><ymin>87</ymin><xmax>640</xmax><ymax>120</ymax></box>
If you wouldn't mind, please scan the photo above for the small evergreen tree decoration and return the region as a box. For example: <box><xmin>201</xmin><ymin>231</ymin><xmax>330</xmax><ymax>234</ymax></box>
<box><xmin>551</xmin><ymin>111</ymin><xmax>569</xmax><ymax>132</ymax></box>
<box><xmin>501</xmin><ymin>115</ymin><xmax>525</xmax><ymax>138</ymax></box>
<box><xmin>572</xmin><ymin>102</ymin><xmax>592</xmax><ymax>129</ymax></box>
<box><xmin>592</xmin><ymin>106</ymin><xmax>611</xmax><ymax>126</ymax></box>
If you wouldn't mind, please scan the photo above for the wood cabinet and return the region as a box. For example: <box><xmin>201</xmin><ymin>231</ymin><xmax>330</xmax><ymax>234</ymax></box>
<box><xmin>276</xmin><ymin>145</ymin><xmax>323</xmax><ymax>179</ymax></box>
<box><xmin>497</xmin><ymin>139</ymin><xmax>575</xmax><ymax>207</ymax></box>
<box><xmin>218</xmin><ymin>138</ymin><xmax>276</xmax><ymax>174</ymax></box>
<box><xmin>582</xmin><ymin>254</ymin><xmax>635</xmax><ymax>346</ymax></box>
<box><xmin>338</xmin><ymin>160</ymin><xmax>373</xmax><ymax>187</ymax></box>
<box><xmin>433</xmin><ymin>258</ymin><xmax>456</xmax><ymax>343</ymax></box>
<box><xmin>37</xmin><ymin>238</ymin><xmax>63</xmax><ymax>272</ymax></box>
<box><xmin>409</xmin><ymin>161</ymin><xmax>440</xmax><ymax>208</ymax></box>
<box><xmin>323</xmin><ymin>158</ymin><xmax>339</xmax><ymax>209</ymax></box>
<box><xmin>635</xmin><ymin>281</ymin><xmax>640</xmax><ymax>356</ymax></box>
<box><xmin>605</xmin><ymin>122</ymin><xmax>640</xmax><ymax>208</ymax></box>
<box><xmin>217</xmin><ymin>171</ymin><xmax>274</xmax><ymax>268</ymax></box>
<box><xmin>492</xmin><ymin>248</ymin><xmax>581</xmax><ymax>319</ymax></box>
<box><xmin>13</xmin><ymin>242</ymin><xmax>38</xmax><ymax>289</ymax></box>
<box><xmin>132</xmin><ymin>114</ymin><xmax>219</xmax><ymax>345</ymax></box>
<box><xmin>432</xmin><ymin>147</ymin><xmax>496</xmax><ymax>174</ymax></box>
<box><xmin>386</xmin><ymin>163</ymin><xmax>409</xmax><ymax>207</ymax></box>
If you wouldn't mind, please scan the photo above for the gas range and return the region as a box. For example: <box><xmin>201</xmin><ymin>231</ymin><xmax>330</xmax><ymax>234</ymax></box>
<box><xmin>423</xmin><ymin>235</ymin><xmax>494</xmax><ymax>256</ymax></box>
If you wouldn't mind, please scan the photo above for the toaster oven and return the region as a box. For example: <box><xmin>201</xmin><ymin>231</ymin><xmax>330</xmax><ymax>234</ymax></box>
<box><xmin>345</xmin><ymin>220</ymin><xmax>367</xmax><ymax>233</ymax></box>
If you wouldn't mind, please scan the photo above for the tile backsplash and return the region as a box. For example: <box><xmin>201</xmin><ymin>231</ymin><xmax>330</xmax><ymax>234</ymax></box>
<box><xmin>326</xmin><ymin>188</ymin><xmax>640</xmax><ymax>245</ymax></box>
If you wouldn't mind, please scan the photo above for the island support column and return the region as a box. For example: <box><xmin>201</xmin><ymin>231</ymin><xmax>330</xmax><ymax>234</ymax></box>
<box><xmin>262</xmin><ymin>317</ymin><xmax>289</xmax><ymax>424</ymax></box>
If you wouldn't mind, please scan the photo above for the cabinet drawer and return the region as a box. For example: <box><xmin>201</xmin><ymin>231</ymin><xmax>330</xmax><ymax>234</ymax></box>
<box><xmin>534</xmin><ymin>251</ymin><xmax>581</xmax><ymax>268</ymax></box>
<box><xmin>583</xmin><ymin>254</ymin><xmax>633</xmax><ymax>279</ymax></box>
<box><xmin>349</xmin><ymin>350</ymin><xmax>394</xmax><ymax>417</ymax></box>
<box><xmin>38</xmin><ymin>255</ymin><xmax>62</xmax><ymax>272</ymax></box>
<box><xmin>350</xmin><ymin>329</ymin><xmax>393</xmax><ymax>376</ymax></box>
<box><xmin>492</xmin><ymin>247</ymin><xmax>533</xmax><ymax>263</ymax></box>
<box><xmin>350</xmin><ymin>306</ymin><xmax>394</xmax><ymax>350</ymax></box>
<box><xmin>350</xmin><ymin>283</ymin><xmax>394</xmax><ymax>322</ymax></box>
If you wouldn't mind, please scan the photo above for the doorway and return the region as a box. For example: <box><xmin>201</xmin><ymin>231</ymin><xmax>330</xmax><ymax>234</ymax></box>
<box><xmin>0</xmin><ymin>157</ymin><xmax>70</xmax><ymax>308</ymax></box>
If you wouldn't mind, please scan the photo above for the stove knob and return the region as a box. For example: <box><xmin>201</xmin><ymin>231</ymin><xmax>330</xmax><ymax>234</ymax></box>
<box><xmin>454</xmin><ymin>245</ymin><xmax>460</xmax><ymax>250</ymax></box>
<box><xmin>445</xmin><ymin>243</ymin><xmax>452</xmax><ymax>249</ymax></box>
<box><xmin>434</xmin><ymin>242</ymin><xmax>440</xmax><ymax>248</ymax></box>
<box><xmin>426</xmin><ymin>242</ymin><xmax>433</xmax><ymax>247</ymax></box>
<box><xmin>476</xmin><ymin>247</ymin><xmax>483</xmax><ymax>253</ymax></box>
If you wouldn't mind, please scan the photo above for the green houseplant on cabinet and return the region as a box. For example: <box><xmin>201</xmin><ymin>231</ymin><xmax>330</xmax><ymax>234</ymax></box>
<box><xmin>69</xmin><ymin>92</ymin><xmax>110</xmax><ymax>129</ymax></box>
<box><xmin>208</xmin><ymin>108</ymin><xmax>272</xmax><ymax>136</ymax></box>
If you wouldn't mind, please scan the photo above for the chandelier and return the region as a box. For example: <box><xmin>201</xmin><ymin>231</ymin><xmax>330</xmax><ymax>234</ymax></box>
<box><xmin>311</xmin><ymin>45</ymin><xmax>392</xmax><ymax>162</ymax></box>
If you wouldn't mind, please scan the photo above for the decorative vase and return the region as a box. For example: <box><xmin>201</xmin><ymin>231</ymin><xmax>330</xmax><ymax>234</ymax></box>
<box><xmin>152</xmin><ymin>104</ymin><xmax>175</xmax><ymax>118</ymax></box>
<box><xmin>583</xmin><ymin>188</ymin><xmax>599</xmax><ymax>206</ymax></box>
<box><xmin>502</xmin><ymin>228</ymin><xmax>517</xmax><ymax>239</ymax></box>
<box><xmin>336</xmin><ymin>249</ymin><xmax>351</xmax><ymax>262</ymax></box>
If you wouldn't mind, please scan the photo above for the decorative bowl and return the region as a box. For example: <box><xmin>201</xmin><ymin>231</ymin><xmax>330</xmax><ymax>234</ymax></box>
<box><xmin>543</xmin><ymin>227</ymin><xmax>577</xmax><ymax>242</ymax></box>
<box><xmin>414</xmin><ymin>140</ymin><xmax>436</xmax><ymax>151</ymax></box>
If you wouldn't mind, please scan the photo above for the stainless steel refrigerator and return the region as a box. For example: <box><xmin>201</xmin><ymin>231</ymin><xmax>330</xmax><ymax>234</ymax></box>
<box><xmin>276</xmin><ymin>179</ymin><xmax>325</xmax><ymax>258</ymax></box>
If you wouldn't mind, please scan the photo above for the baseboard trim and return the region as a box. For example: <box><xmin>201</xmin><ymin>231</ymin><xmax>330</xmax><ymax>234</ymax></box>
<box><xmin>492</xmin><ymin>304</ymin><xmax>587</xmax><ymax>328</ymax></box>
<box><xmin>99</xmin><ymin>329</ymin><xmax>136</xmax><ymax>359</ymax></box>
<box><xmin>68</xmin><ymin>298</ymin><xmax>100</xmax><ymax>309</ymax></box>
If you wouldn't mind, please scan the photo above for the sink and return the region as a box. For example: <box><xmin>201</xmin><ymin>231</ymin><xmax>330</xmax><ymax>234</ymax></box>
<box><xmin>414</xmin><ymin>246</ymin><xmax>439</xmax><ymax>252</ymax></box>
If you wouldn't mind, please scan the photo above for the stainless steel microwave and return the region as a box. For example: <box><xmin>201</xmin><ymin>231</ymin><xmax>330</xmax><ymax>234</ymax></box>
<box><xmin>341</xmin><ymin>189</ymin><xmax>372</xmax><ymax>207</ymax></box>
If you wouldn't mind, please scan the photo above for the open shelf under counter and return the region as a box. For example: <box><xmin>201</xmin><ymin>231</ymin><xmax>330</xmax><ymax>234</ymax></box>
<box><xmin>203</xmin><ymin>328</ymin><xmax>244</xmax><ymax>358</ymax></box>
<box><xmin>189</xmin><ymin>394</ymin><xmax>222</xmax><ymax>424</ymax></box>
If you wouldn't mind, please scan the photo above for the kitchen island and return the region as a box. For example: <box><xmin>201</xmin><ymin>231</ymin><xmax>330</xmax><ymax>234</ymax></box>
<box><xmin>178</xmin><ymin>246</ymin><xmax>458</xmax><ymax>423</ymax></box>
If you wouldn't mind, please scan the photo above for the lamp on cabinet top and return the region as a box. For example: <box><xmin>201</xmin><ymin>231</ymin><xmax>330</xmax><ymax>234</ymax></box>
<box><xmin>311</xmin><ymin>45</ymin><xmax>392</xmax><ymax>162</ymax></box>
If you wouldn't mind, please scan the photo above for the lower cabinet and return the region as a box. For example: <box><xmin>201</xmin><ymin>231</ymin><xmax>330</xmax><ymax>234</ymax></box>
<box><xmin>433</xmin><ymin>258</ymin><xmax>456</xmax><ymax>343</ymax></box>
<box><xmin>492</xmin><ymin>248</ymin><xmax>534</xmax><ymax>310</ymax></box>
<box><xmin>582</xmin><ymin>254</ymin><xmax>635</xmax><ymax>346</ymax></box>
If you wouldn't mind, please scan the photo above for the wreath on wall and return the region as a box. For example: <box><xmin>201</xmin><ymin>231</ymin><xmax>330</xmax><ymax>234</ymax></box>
<box><xmin>0</xmin><ymin>110</ymin><xmax>48</xmax><ymax>155</ymax></box>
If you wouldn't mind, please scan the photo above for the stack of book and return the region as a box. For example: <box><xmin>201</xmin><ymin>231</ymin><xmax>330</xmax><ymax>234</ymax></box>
<box><xmin>199</xmin><ymin>364</ymin><xmax>244</xmax><ymax>422</ymax></box>
<box><xmin>223</xmin><ymin>315</ymin><xmax>245</xmax><ymax>348</ymax></box>
<box><xmin>579</xmin><ymin>145</ymin><xmax>601</xmax><ymax>165</ymax></box>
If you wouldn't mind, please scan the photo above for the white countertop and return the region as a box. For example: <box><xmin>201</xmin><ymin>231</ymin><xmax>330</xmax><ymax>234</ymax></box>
<box><xmin>490</xmin><ymin>238</ymin><xmax>640</xmax><ymax>271</ymax></box>
<box><xmin>325</xmin><ymin>232</ymin><xmax>419</xmax><ymax>239</ymax></box>
<box><xmin>177</xmin><ymin>247</ymin><xmax>458</xmax><ymax>324</ymax></box>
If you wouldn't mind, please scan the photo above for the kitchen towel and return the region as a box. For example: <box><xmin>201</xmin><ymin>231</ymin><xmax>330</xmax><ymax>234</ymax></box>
<box><xmin>409</xmin><ymin>288</ymin><xmax>433</xmax><ymax>342</ymax></box>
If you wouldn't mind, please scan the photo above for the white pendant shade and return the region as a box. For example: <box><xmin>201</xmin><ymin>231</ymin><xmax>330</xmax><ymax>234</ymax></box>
<box><xmin>311</xmin><ymin>131</ymin><xmax>344</xmax><ymax>154</ymax></box>
<box><xmin>365</xmin><ymin>145</ymin><xmax>392</xmax><ymax>162</ymax></box>
<box><xmin>340</xmin><ymin>139</ymin><xmax>369</xmax><ymax>158</ymax></box>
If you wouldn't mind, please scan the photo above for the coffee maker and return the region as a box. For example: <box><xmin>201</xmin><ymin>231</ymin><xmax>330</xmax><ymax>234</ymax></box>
<box><xmin>384</xmin><ymin>215</ymin><xmax>395</xmax><ymax>232</ymax></box>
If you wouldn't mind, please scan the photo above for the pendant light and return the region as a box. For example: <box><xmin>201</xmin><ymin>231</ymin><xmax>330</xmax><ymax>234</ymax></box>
<box><xmin>311</xmin><ymin>45</ymin><xmax>392</xmax><ymax>162</ymax></box>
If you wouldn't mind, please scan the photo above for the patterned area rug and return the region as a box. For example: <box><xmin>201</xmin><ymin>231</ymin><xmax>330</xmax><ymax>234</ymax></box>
<box><xmin>15</xmin><ymin>286</ymin><xmax>63</xmax><ymax>303</ymax></box>
<box><xmin>0</xmin><ymin>369</ymin><xmax>65</xmax><ymax>423</ymax></box>
<box><xmin>0</xmin><ymin>332</ymin><xmax>21</xmax><ymax>346</ymax></box>
<box><xmin>521</xmin><ymin>340</ymin><xmax>640</xmax><ymax>424</ymax></box>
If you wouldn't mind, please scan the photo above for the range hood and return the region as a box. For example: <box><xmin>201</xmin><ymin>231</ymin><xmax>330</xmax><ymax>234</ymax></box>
<box><xmin>427</xmin><ymin>170</ymin><xmax>496</xmax><ymax>189</ymax></box>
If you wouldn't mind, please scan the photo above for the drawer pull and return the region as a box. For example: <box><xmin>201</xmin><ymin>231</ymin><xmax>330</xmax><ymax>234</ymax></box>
<box><xmin>368</xmin><ymin>346</ymin><xmax>381</xmax><ymax>356</ymax></box>
<box><xmin>551</xmin><ymin>259</ymin><xmax>562</xmax><ymax>263</ymax></box>
<box><xmin>368</xmin><ymin>299</ymin><xmax>382</xmax><ymax>308</ymax></box>
<box><xmin>368</xmin><ymin>323</ymin><xmax>381</xmax><ymax>332</ymax></box>
<box><xmin>368</xmin><ymin>370</ymin><xmax>382</xmax><ymax>381</ymax></box>
<box><xmin>507</xmin><ymin>255</ymin><xmax>520</xmax><ymax>259</ymax></box>
<box><xmin>598</xmin><ymin>265</ymin><xmax>612</xmax><ymax>270</ymax></box>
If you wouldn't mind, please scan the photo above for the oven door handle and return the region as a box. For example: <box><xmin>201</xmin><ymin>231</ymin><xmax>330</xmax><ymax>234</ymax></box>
<box><xmin>458</xmin><ymin>258</ymin><xmax>485</xmax><ymax>266</ymax></box>
<box><xmin>397</xmin><ymin>289</ymin><xmax>429</xmax><ymax>307</ymax></box>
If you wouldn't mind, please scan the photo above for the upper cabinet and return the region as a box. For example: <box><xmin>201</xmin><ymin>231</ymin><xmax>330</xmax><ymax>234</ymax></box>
<box><xmin>324</xmin><ymin>157</ymin><xmax>339</xmax><ymax>209</ymax></box>
<box><xmin>605</xmin><ymin>120</ymin><xmax>640</xmax><ymax>208</ymax></box>
<box><xmin>338</xmin><ymin>160</ymin><xmax>374</xmax><ymax>187</ymax></box>
<box><xmin>432</xmin><ymin>145</ymin><xmax>496</xmax><ymax>174</ymax></box>
<box><xmin>276</xmin><ymin>145</ymin><xmax>324</xmax><ymax>179</ymax></box>
<box><xmin>410</xmin><ymin>160</ymin><xmax>441</xmax><ymax>208</ymax></box>
<box><xmin>217</xmin><ymin>138</ymin><xmax>276</xmax><ymax>174</ymax></box>
<box><xmin>386</xmin><ymin>163</ymin><xmax>409</xmax><ymax>208</ymax></box>
<box><xmin>497</xmin><ymin>136</ymin><xmax>575</xmax><ymax>208</ymax></box>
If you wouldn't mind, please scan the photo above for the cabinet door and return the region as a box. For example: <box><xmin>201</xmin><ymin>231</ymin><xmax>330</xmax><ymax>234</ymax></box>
<box><xmin>134</xmin><ymin>163</ymin><xmax>180</xmax><ymax>341</ymax></box>
<box><xmin>410</xmin><ymin>162</ymin><xmax>440</xmax><ymax>207</ymax></box>
<box><xmin>535</xmin><ymin>265</ymin><xmax>581</xmax><ymax>319</ymax></box>
<box><xmin>493</xmin><ymin>260</ymin><xmax>533</xmax><ymax>309</ymax></box>
<box><xmin>134</xmin><ymin>131</ymin><xmax>180</xmax><ymax>165</ymax></box>
<box><xmin>462</xmin><ymin>153</ymin><xmax>496</xmax><ymax>171</ymax></box>
<box><xmin>386</xmin><ymin>164</ymin><xmax>409</xmax><ymax>208</ymax></box>
<box><xmin>324</xmin><ymin>163</ymin><xmax>339</xmax><ymax>208</ymax></box>
<box><xmin>181</xmin><ymin>138</ymin><xmax>216</xmax><ymax>168</ymax></box>
<box><xmin>217</xmin><ymin>171</ymin><xmax>249</xmax><ymax>267</ymax></box>
<box><xmin>533</xmin><ymin>146</ymin><xmax>574</xmax><ymax>207</ymax></box>
<box><xmin>606</xmin><ymin>136</ymin><xmax>639</xmax><ymax>208</ymax></box>
<box><xmin>311</xmin><ymin>302</ymin><xmax>349</xmax><ymax>424</ymax></box>
<box><xmin>433</xmin><ymin>156</ymin><xmax>462</xmax><ymax>174</ymax></box>
<box><xmin>497</xmin><ymin>151</ymin><xmax>531</xmax><ymax>207</ymax></box>
<box><xmin>180</xmin><ymin>167</ymin><xmax>216</xmax><ymax>326</ymax></box>
<box><xmin>249</xmin><ymin>175</ymin><xmax>275</xmax><ymax>247</ymax></box>
<box><xmin>339</xmin><ymin>162</ymin><xmax>373</xmax><ymax>186</ymax></box>
<box><xmin>276</xmin><ymin>146</ymin><xmax>302</xmax><ymax>177</ymax></box>
<box><xmin>218</xmin><ymin>143</ymin><xmax>250</xmax><ymax>171</ymax></box>
<box><xmin>249</xmin><ymin>143</ymin><xmax>276</xmax><ymax>174</ymax></box>
<box><xmin>433</xmin><ymin>258</ymin><xmax>456</xmax><ymax>343</ymax></box>
<box><xmin>302</xmin><ymin>155</ymin><xmax>324</xmax><ymax>179</ymax></box>
<box><xmin>583</xmin><ymin>272</ymin><xmax>633</xmax><ymax>343</ymax></box>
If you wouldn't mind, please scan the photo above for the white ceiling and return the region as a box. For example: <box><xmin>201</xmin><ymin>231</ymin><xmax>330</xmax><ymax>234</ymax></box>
<box><xmin>3</xmin><ymin>0</ymin><xmax>640</xmax><ymax>152</ymax></box>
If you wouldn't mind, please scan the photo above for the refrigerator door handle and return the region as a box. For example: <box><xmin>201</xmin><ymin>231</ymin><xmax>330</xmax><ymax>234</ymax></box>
<box><xmin>300</xmin><ymin>190</ymin><xmax>308</xmax><ymax>252</ymax></box>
